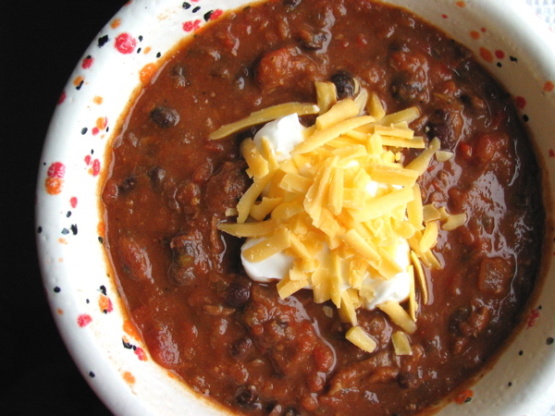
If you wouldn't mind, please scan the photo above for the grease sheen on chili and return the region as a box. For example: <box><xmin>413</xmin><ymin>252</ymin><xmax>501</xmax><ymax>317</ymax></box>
<box><xmin>101</xmin><ymin>0</ymin><xmax>545</xmax><ymax>415</ymax></box>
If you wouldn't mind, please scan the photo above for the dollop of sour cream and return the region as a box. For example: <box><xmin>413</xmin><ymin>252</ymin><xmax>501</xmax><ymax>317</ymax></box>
<box><xmin>240</xmin><ymin>114</ymin><xmax>412</xmax><ymax>310</ymax></box>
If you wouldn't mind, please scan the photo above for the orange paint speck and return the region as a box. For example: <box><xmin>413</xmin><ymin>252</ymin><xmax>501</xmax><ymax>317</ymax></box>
<box><xmin>57</xmin><ymin>237</ymin><xmax>68</xmax><ymax>245</ymax></box>
<box><xmin>123</xmin><ymin>319</ymin><xmax>141</xmax><ymax>340</ymax></box>
<box><xmin>479</xmin><ymin>47</ymin><xmax>494</xmax><ymax>63</ymax></box>
<box><xmin>93</xmin><ymin>96</ymin><xmax>104</xmax><ymax>105</ymax></box>
<box><xmin>98</xmin><ymin>295</ymin><xmax>113</xmax><ymax>314</ymax></box>
<box><xmin>456</xmin><ymin>1</ymin><xmax>466</xmax><ymax>7</ymax></box>
<box><xmin>97</xmin><ymin>221</ymin><xmax>106</xmax><ymax>239</ymax></box>
<box><xmin>96</xmin><ymin>117</ymin><xmax>108</xmax><ymax>130</ymax></box>
<box><xmin>140</xmin><ymin>62</ymin><xmax>158</xmax><ymax>84</ymax></box>
<box><xmin>45</xmin><ymin>177</ymin><xmax>63</xmax><ymax>195</ymax></box>
<box><xmin>57</xmin><ymin>308</ymin><xmax>64</xmax><ymax>315</ymax></box>
<box><xmin>111</xmin><ymin>18</ymin><xmax>122</xmax><ymax>29</ymax></box>
<box><xmin>143</xmin><ymin>46</ymin><xmax>152</xmax><ymax>54</ymax></box>
<box><xmin>454</xmin><ymin>389</ymin><xmax>474</xmax><ymax>405</ymax></box>
<box><xmin>122</xmin><ymin>371</ymin><xmax>136</xmax><ymax>385</ymax></box>
<box><xmin>73</xmin><ymin>75</ymin><xmax>85</xmax><ymax>88</ymax></box>
<box><xmin>470</xmin><ymin>30</ymin><xmax>480</xmax><ymax>40</ymax></box>
<box><xmin>544</xmin><ymin>81</ymin><xmax>555</xmax><ymax>92</ymax></box>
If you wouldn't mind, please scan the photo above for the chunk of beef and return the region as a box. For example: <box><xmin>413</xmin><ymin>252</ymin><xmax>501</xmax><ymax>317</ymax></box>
<box><xmin>204</xmin><ymin>160</ymin><xmax>250</xmax><ymax>214</ymax></box>
<box><xmin>255</xmin><ymin>46</ymin><xmax>316</xmax><ymax>91</ymax></box>
<box><xmin>241</xmin><ymin>285</ymin><xmax>335</xmax><ymax>383</ymax></box>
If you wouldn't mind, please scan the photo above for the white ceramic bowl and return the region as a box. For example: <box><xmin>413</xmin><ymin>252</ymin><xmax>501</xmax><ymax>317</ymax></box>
<box><xmin>36</xmin><ymin>0</ymin><xmax>555</xmax><ymax>415</ymax></box>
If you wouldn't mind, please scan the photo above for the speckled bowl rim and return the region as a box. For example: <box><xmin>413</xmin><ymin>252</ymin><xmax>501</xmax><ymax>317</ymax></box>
<box><xmin>35</xmin><ymin>0</ymin><xmax>555</xmax><ymax>415</ymax></box>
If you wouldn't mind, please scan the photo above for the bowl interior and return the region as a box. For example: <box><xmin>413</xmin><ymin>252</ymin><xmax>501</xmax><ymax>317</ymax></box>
<box><xmin>36</xmin><ymin>0</ymin><xmax>555</xmax><ymax>415</ymax></box>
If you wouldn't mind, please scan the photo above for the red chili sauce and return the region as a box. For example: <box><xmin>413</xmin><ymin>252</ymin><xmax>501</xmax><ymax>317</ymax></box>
<box><xmin>101</xmin><ymin>0</ymin><xmax>545</xmax><ymax>415</ymax></box>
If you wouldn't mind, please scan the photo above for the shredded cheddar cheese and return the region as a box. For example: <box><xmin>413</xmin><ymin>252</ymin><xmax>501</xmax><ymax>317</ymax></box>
<box><xmin>214</xmin><ymin>83</ymin><xmax>467</xmax><ymax>354</ymax></box>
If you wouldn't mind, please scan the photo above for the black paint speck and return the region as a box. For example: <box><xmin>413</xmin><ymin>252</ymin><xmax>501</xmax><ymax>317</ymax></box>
<box><xmin>518</xmin><ymin>350</ymin><xmax>524</xmax><ymax>356</ymax></box>
<box><xmin>122</xmin><ymin>339</ymin><xmax>133</xmax><ymax>349</ymax></box>
<box><xmin>508</xmin><ymin>381</ymin><xmax>513</xmax><ymax>387</ymax></box>
<box><xmin>98</xmin><ymin>35</ymin><xmax>110</xmax><ymax>48</ymax></box>
<box><xmin>183</xmin><ymin>2</ymin><xmax>191</xmax><ymax>9</ymax></box>
<box><xmin>66</xmin><ymin>211</ymin><xmax>72</xmax><ymax>218</ymax></box>
<box><xmin>98</xmin><ymin>236</ymin><xmax>104</xmax><ymax>244</ymax></box>
<box><xmin>204</xmin><ymin>10</ymin><xmax>214</xmax><ymax>21</ymax></box>
<box><xmin>61</xmin><ymin>228</ymin><xmax>70</xmax><ymax>235</ymax></box>
<box><xmin>496</xmin><ymin>62</ymin><xmax>502</xmax><ymax>68</ymax></box>
<box><xmin>86</xmin><ymin>299</ymin><xmax>90</xmax><ymax>304</ymax></box>
<box><xmin>522</xmin><ymin>114</ymin><xmax>529</xmax><ymax>122</ymax></box>
<box><xmin>89</xmin><ymin>371</ymin><xmax>96</xmax><ymax>378</ymax></box>
<box><xmin>138</xmin><ymin>35</ymin><xmax>143</xmax><ymax>42</ymax></box>
<box><xmin>37</xmin><ymin>226</ymin><xmax>43</xmax><ymax>233</ymax></box>
<box><xmin>509</xmin><ymin>56</ymin><xmax>518</xmax><ymax>62</ymax></box>
<box><xmin>547</xmin><ymin>337</ymin><xmax>554</xmax><ymax>345</ymax></box>
<box><xmin>156</xmin><ymin>52</ymin><xmax>162</xmax><ymax>58</ymax></box>
<box><xmin>193</xmin><ymin>6</ymin><xmax>201</xmax><ymax>13</ymax></box>
<box><xmin>75</xmin><ymin>80</ymin><xmax>84</xmax><ymax>90</ymax></box>
<box><xmin>70</xmin><ymin>224</ymin><xmax>78</xmax><ymax>235</ymax></box>
<box><xmin>137</xmin><ymin>47</ymin><xmax>142</xmax><ymax>54</ymax></box>
<box><xmin>538</xmin><ymin>305</ymin><xmax>543</xmax><ymax>310</ymax></box>
<box><xmin>53</xmin><ymin>286</ymin><xmax>61</xmax><ymax>293</ymax></box>
<box><xmin>81</xmin><ymin>127</ymin><xmax>88</xmax><ymax>135</ymax></box>
<box><xmin>99</xmin><ymin>285</ymin><xmax>107</xmax><ymax>296</ymax></box>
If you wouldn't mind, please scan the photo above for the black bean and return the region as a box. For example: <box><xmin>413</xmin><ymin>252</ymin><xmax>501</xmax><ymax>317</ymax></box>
<box><xmin>119</xmin><ymin>175</ymin><xmax>137</xmax><ymax>194</ymax></box>
<box><xmin>235</xmin><ymin>385</ymin><xmax>259</xmax><ymax>408</ymax></box>
<box><xmin>147</xmin><ymin>166</ymin><xmax>166</xmax><ymax>192</ymax></box>
<box><xmin>226</xmin><ymin>277</ymin><xmax>252</xmax><ymax>308</ymax></box>
<box><xmin>299</xmin><ymin>30</ymin><xmax>328</xmax><ymax>50</ymax></box>
<box><xmin>330</xmin><ymin>71</ymin><xmax>356</xmax><ymax>99</ymax></box>
<box><xmin>150</xmin><ymin>106</ymin><xmax>180</xmax><ymax>128</ymax></box>
<box><xmin>390</xmin><ymin>74</ymin><xmax>423</xmax><ymax>104</ymax></box>
<box><xmin>284</xmin><ymin>0</ymin><xmax>302</xmax><ymax>10</ymax></box>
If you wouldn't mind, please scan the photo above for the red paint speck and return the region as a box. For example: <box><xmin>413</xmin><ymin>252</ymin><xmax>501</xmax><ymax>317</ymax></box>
<box><xmin>115</xmin><ymin>33</ymin><xmax>137</xmax><ymax>54</ymax></box>
<box><xmin>82</xmin><ymin>55</ymin><xmax>94</xmax><ymax>69</ymax></box>
<box><xmin>77</xmin><ymin>314</ymin><xmax>92</xmax><ymax>328</ymax></box>
<box><xmin>549</xmin><ymin>149</ymin><xmax>555</xmax><ymax>158</ymax></box>
<box><xmin>454</xmin><ymin>389</ymin><xmax>474</xmax><ymax>405</ymax></box>
<box><xmin>47</xmin><ymin>162</ymin><xmax>65</xmax><ymax>179</ymax></box>
<box><xmin>92</xmin><ymin>127</ymin><xmax>100</xmax><ymax>135</ymax></box>
<box><xmin>495</xmin><ymin>50</ymin><xmax>505</xmax><ymax>59</ymax></box>
<box><xmin>544</xmin><ymin>81</ymin><xmax>554</xmax><ymax>92</ymax></box>
<box><xmin>527</xmin><ymin>308</ymin><xmax>541</xmax><ymax>328</ymax></box>
<box><xmin>70</xmin><ymin>197</ymin><xmax>78</xmax><ymax>209</ymax></box>
<box><xmin>183</xmin><ymin>19</ymin><xmax>202</xmax><ymax>32</ymax></box>
<box><xmin>91</xmin><ymin>159</ymin><xmax>101</xmax><ymax>176</ymax></box>
<box><xmin>479</xmin><ymin>47</ymin><xmax>494</xmax><ymax>63</ymax></box>
<box><xmin>134</xmin><ymin>347</ymin><xmax>148</xmax><ymax>361</ymax></box>
<box><xmin>84</xmin><ymin>155</ymin><xmax>92</xmax><ymax>165</ymax></box>
<box><xmin>515</xmin><ymin>96</ymin><xmax>527</xmax><ymax>109</ymax></box>
<box><xmin>209</xmin><ymin>9</ymin><xmax>224</xmax><ymax>20</ymax></box>
<box><xmin>58</xmin><ymin>91</ymin><xmax>67</xmax><ymax>105</ymax></box>
<box><xmin>441</xmin><ymin>14</ymin><xmax>448</xmax><ymax>19</ymax></box>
